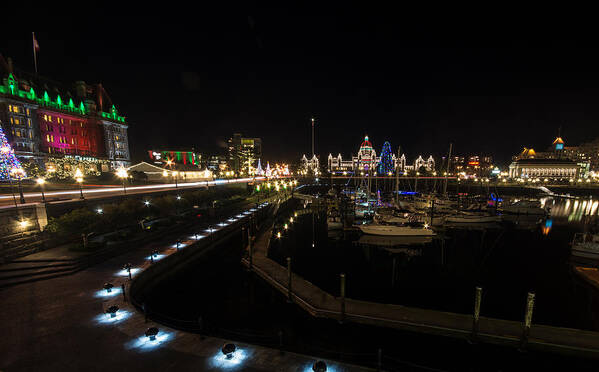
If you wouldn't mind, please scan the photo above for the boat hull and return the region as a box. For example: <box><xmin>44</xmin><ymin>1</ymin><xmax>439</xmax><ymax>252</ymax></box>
<box><xmin>359</xmin><ymin>225</ymin><xmax>435</xmax><ymax>236</ymax></box>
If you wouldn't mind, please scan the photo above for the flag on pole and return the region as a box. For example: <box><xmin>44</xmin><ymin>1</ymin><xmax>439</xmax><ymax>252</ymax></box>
<box><xmin>32</xmin><ymin>32</ymin><xmax>39</xmax><ymax>74</ymax></box>
<box><xmin>32</xmin><ymin>33</ymin><xmax>40</xmax><ymax>51</ymax></box>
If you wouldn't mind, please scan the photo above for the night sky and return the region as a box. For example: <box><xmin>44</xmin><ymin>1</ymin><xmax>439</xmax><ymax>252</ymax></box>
<box><xmin>2</xmin><ymin>12</ymin><xmax>598</xmax><ymax>166</ymax></box>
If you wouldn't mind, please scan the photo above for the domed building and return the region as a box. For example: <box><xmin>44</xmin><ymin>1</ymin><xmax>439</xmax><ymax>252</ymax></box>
<box><xmin>356</xmin><ymin>135</ymin><xmax>377</xmax><ymax>171</ymax></box>
<box><xmin>322</xmin><ymin>135</ymin><xmax>435</xmax><ymax>174</ymax></box>
<box><xmin>508</xmin><ymin>137</ymin><xmax>580</xmax><ymax>179</ymax></box>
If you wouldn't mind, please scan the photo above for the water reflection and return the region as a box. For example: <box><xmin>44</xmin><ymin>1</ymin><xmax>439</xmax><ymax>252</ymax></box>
<box><xmin>542</xmin><ymin>196</ymin><xmax>599</xmax><ymax>222</ymax></box>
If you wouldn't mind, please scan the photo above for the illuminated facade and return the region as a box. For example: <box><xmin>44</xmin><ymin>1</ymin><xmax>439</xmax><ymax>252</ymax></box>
<box><xmin>321</xmin><ymin>135</ymin><xmax>435</xmax><ymax>174</ymax></box>
<box><xmin>300</xmin><ymin>154</ymin><xmax>320</xmax><ymax>173</ymax></box>
<box><xmin>147</xmin><ymin>149</ymin><xmax>200</xmax><ymax>167</ymax></box>
<box><xmin>508</xmin><ymin>158</ymin><xmax>579</xmax><ymax>179</ymax></box>
<box><xmin>0</xmin><ymin>59</ymin><xmax>130</xmax><ymax>171</ymax></box>
<box><xmin>510</xmin><ymin>136</ymin><xmax>588</xmax><ymax>178</ymax></box>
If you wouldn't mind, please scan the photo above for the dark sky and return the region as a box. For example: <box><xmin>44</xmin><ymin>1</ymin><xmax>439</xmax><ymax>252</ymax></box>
<box><xmin>2</xmin><ymin>10</ymin><xmax>599</xmax><ymax>166</ymax></box>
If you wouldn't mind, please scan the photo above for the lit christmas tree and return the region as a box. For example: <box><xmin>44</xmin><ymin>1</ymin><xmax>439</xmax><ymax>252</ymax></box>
<box><xmin>377</xmin><ymin>141</ymin><xmax>394</xmax><ymax>174</ymax></box>
<box><xmin>0</xmin><ymin>125</ymin><xmax>25</xmax><ymax>180</ymax></box>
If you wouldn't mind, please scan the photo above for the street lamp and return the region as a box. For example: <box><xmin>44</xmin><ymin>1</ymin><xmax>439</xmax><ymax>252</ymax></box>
<box><xmin>36</xmin><ymin>177</ymin><xmax>46</xmax><ymax>203</ymax></box>
<box><xmin>117</xmin><ymin>168</ymin><xmax>128</xmax><ymax>194</ymax></box>
<box><xmin>172</xmin><ymin>171</ymin><xmax>179</xmax><ymax>188</ymax></box>
<box><xmin>9</xmin><ymin>167</ymin><xmax>26</xmax><ymax>204</ymax></box>
<box><xmin>74</xmin><ymin>168</ymin><xmax>84</xmax><ymax>199</ymax></box>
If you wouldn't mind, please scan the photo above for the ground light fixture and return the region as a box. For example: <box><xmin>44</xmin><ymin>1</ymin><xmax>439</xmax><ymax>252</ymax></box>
<box><xmin>145</xmin><ymin>327</ymin><xmax>159</xmax><ymax>341</ymax></box>
<box><xmin>221</xmin><ymin>343</ymin><xmax>236</xmax><ymax>359</ymax></box>
<box><xmin>144</xmin><ymin>200</ymin><xmax>150</xmax><ymax>206</ymax></box>
<box><xmin>103</xmin><ymin>282</ymin><xmax>114</xmax><ymax>293</ymax></box>
<box><xmin>106</xmin><ymin>305</ymin><xmax>119</xmax><ymax>318</ymax></box>
<box><xmin>312</xmin><ymin>360</ymin><xmax>327</xmax><ymax>372</ymax></box>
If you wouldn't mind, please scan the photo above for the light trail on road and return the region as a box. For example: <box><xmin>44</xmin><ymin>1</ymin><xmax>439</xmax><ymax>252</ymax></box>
<box><xmin>0</xmin><ymin>177</ymin><xmax>265</xmax><ymax>201</ymax></box>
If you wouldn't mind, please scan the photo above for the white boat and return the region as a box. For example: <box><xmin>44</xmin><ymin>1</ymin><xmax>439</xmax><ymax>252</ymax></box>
<box><xmin>445</xmin><ymin>214</ymin><xmax>502</xmax><ymax>224</ymax></box>
<box><xmin>571</xmin><ymin>233</ymin><xmax>599</xmax><ymax>260</ymax></box>
<box><xmin>359</xmin><ymin>224</ymin><xmax>435</xmax><ymax>236</ymax></box>
<box><xmin>358</xmin><ymin>234</ymin><xmax>432</xmax><ymax>246</ymax></box>
<box><xmin>502</xmin><ymin>200</ymin><xmax>547</xmax><ymax>215</ymax></box>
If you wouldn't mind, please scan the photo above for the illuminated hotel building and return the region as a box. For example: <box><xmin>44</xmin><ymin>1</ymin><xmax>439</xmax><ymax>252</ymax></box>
<box><xmin>0</xmin><ymin>58</ymin><xmax>130</xmax><ymax>171</ymax></box>
<box><xmin>508</xmin><ymin>137</ymin><xmax>581</xmax><ymax>179</ymax></box>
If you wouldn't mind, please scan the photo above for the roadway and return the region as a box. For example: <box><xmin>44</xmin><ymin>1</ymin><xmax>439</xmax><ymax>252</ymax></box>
<box><xmin>0</xmin><ymin>177</ymin><xmax>264</xmax><ymax>208</ymax></box>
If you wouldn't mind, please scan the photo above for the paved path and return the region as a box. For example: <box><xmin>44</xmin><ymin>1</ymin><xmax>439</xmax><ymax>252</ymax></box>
<box><xmin>243</xmin><ymin>209</ymin><xmax>599</xmax><ymax>359</ymax></box>
<box><xmin>0</xmin><ymin>202</ymin><xmax>372</xmax><ymax>372</ymax></box>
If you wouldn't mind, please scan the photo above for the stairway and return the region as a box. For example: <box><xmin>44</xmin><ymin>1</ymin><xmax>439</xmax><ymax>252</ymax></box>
<box><xmin>0</xmin><ymin>258</ymin><xmax>80</xmax><ymax>288</ymax></box>
<box><xmin>0</xmin><ymin>232</ymin><xmax>48</xmax><ymax>263</ymax></box>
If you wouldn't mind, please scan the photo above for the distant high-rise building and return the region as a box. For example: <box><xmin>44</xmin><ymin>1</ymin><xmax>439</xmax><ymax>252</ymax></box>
<box><xmin>227</xmin><ymin>133</ymin><xmax>262</xmax><ymax>174</ymax></box>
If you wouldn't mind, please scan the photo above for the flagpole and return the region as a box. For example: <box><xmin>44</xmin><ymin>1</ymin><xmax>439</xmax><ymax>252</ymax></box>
<box><xmin>32</xmin><ymin>32</ymin><xmax>38</xmax><ymax>75</ymax></box>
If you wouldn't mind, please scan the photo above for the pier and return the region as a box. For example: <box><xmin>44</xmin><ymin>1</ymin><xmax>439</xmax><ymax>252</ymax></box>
<box><xmin>243</xmin><ymin>199</ymin><xmax>599</xmax><ymax>359</ymax></box>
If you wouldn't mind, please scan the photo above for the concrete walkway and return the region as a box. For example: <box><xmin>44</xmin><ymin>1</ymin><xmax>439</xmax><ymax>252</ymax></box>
<box><xmin>0</xmin><ymin>201</ymin><xmax>372</xmax><ymax>372</ymax></box>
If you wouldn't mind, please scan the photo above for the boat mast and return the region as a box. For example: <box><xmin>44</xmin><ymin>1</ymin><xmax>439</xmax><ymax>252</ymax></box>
<box><xmin>395</xmin><ymin>146</ymin><xmax>401</xmax><ymax>205</ymax></box>
<box><xmin>443</xmin><ymin>143</ymin><xmax>453</xmax><ymax>196</ymax></box>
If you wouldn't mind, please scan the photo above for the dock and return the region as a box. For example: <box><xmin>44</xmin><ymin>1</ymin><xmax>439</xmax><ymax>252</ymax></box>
<box><xmin>243</xmin><ymin>201</ymin><xmax>599</xmax><ymax>359</ymax></box>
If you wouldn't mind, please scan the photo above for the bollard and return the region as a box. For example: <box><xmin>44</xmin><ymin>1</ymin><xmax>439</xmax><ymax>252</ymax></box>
<box><xmin>121</xmin><ymin>284</ymin><xmax>126</xmax><ymax>302</ymax></box>
<box><xmin>150</xmin><ymin>254</ymin><xmax>154</xmax><ymax>263</ymax></box>
<box><xmin>377</xmin><ymin>348</ymin><xmax>382</xmax><ymax>371</ymax></box>
<box><xmin>176</xmin><ymin>241</ymin><xmax>181</xmax><ymax>251</ymax></box>
<box><xmin>128</xmin><ymin>269</ymin><xmax>132</xmax><ymax>280</ymax></box>
<box><xmin>339</xmin><ymin>273</ymin><xmax>346</xmax><ymax>323</ymax></box>
<box><xmin>471</xmin><ymin>286</ymin><xmax>482</xmax><ymax>343</ymax></box>
<box><xmin>287</xmin><ymin>257</ymin><xmax>292</xmax><ymax>303</ymax></box>
<box><xmin>519</xmin><ymin>292</ymin><xmax>535</xmax><ymax>352</ymax></box>
<box><xmin>278</xmin><ymin>329</ymin><xmax>284</xmax><ymax>355</ymax></box>
<box><xmin>248</xmin><ymin>227</ymin><xmax>253</xmax><ymax>272</ymax></box>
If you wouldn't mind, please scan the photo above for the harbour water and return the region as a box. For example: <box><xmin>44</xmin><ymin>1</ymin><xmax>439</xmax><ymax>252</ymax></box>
<box><xmin>143</xmin><ymin>193</ymin><xmax>599</xmax><ymax>370</ymax></box>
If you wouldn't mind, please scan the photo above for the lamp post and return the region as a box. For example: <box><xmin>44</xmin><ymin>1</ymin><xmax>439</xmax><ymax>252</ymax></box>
<box><xmin>10</xmin><ymin>167</ymin><xmax>26</xmax><ymax>204</ymax></box>
<box><xmin>74</xmin><ymin>168</ymin><xmax>84</xmax><ymax>199</ymax></box>
<box><xmin>36</xmin><ymin>177</ymin><xmax>46</xmax><ymax>203</ymax></box>
<box><xmin>117</xmin><ymin>168</ymin><xmax>128</xmax><ymax>194</ymax></box>
<box><xmin>172</xmin><ymin>171</ymin><xmax>179</xmax><ymax>188</ymax></box>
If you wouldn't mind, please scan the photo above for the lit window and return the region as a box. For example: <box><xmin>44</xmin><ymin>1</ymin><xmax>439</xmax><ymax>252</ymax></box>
<box><xmin>26</xmin><ymin>108</ymin><xmax>30</xmax><ymax>116</ymax></box>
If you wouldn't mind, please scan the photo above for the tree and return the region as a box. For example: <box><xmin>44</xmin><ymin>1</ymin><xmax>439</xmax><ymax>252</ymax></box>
<box><xmin>377</xmin><ymin>141</ymin><xmax>394</xmax><ymax>174</ymax></box>
<box><xmin>0</xmin><ymin>124</ymin><xmax>25</xmax><ymax>180</ymax></box>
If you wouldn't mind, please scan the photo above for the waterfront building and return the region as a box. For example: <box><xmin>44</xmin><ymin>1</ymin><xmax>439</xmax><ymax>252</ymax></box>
<box><xmin>127</xmin><ymin>161</ymin><xmax>212</xmax><ymax>182</ymax></box>
<box><xmin>0</xmin><ymin>58</ymin><xmax>131</xmax><ymax>172</ymax></box>
<box><xmin>147</xmin><ymin>149</ymin><xmax>201</xmax><ymax>167</ymax></box>
<box><xmin>442</xmin><ymin>155</ymin><xmax>493</xmax><ymax>176</ymax></box>
<box><xmin>300</xmin><ymin>154</ymin><xmax>320</xmax><ymax>173</ymax></box>
<box><xmin>314</xmin><ymin>135</ymin><xmax>434</xmax><ymax>174</ymax></box>
<box><xmin>227</xmin><ymin>133</ymin><xmax>262</xmax><ymax>174</ymax></box>
<box><xmin>207</xmin><ymin>155</ymin><xmax>228</xmax><ymax>171</ymax></box>
<box><xmin>508</xmin><ymin>158</ymin><xmax>579</xmax><ymax>179</ymax></box>
<box><xmin>510</xmin><ymin>136</ymin><xmax>589</xmax><ymax>178</ymax></box>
